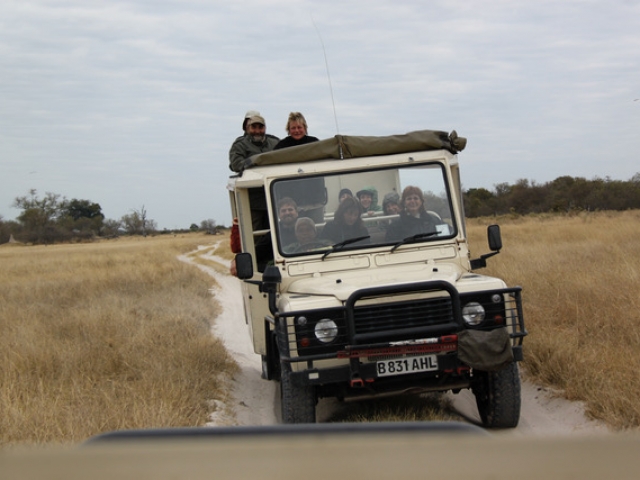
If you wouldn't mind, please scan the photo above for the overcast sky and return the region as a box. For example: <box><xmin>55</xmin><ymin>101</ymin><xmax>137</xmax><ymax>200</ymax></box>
<box><xmin>2</xmin><ymin>1</ymin><xmax>639</xmax><ymax>229</ymax></box>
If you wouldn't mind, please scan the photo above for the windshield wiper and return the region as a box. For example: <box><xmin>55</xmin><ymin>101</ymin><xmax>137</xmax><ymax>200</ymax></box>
<box><xmin>321</xmin><ymin>235</ymin><xmax>371</xmax><ymax>260</ymax></box>
<box><xmin>390</xmin><ymin>231</ymin><xmax>438</xmax><ymax>253</ymax></box>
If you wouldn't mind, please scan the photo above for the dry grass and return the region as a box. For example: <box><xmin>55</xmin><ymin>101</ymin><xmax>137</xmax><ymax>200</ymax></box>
<box><xmin>0</xmin><ymin>233</ymin><xmax>237</xmax><ymax>447</ymax></box>
<box><xmin>467</xmin><ymin>210</ymin><xmax>640</xmax><ymax>429</ymax></box>
<box><xmin>4</xmin><ymin>212</ymin><xmax>640</xmax><ymax>438</ymax></box>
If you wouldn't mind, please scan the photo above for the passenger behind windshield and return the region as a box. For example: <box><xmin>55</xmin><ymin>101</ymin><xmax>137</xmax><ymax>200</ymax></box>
<box><xmin>253</xmin><ymin>197</ymin><xmax>299</xmax><ymax>271</ymax></box>
<box><xmin>385</xmin><ymin>186</ymin><xmax>448</xmax><ymax>242</ymax></box>
<box><xmin>284</xmin><ymin>217</ymin><xmax>331</xmax><ymax>254</ymax></box>
<box><xmin>276</xmin><ymin>197</ymin><xmax>299</xmax><ymax>247</ymax></box>
<box><xmin>338</xmin><ymin>188</ymin><xmax>353</xmax><ymax>203</ymax></box>
<box><xmin>319</xmin><ymin>197</ymin><xmax>371</xmax><ymax>246</ymax></box>
<box><xmin>356</xmin><ymin>187</ymin><xmax>382</xmax><ymax>216</ymax></box>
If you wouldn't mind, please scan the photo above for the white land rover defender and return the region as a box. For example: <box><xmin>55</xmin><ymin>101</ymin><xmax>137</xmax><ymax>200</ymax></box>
<box><xmin>228</xmin><ymin>130</ymin><xmax>527</xmax><ymax>427</ymax></box>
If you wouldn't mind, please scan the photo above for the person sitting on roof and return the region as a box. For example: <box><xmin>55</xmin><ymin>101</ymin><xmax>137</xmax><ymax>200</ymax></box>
<box><xmin>229</xmin><ymin>114</ymin><xmax>279</xmax><ymax>172</ymax></box>
<box><xmin>274</xmin><ymin>112</ymin><xmax>319</xmax><ymax>150</ymax></box>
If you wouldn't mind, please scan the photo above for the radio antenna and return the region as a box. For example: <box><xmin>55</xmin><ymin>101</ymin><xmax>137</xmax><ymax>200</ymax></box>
<box><xmin>312</xmin><ymin>18</ymin><xmax>340</xmax><ymax>137</ymax></box>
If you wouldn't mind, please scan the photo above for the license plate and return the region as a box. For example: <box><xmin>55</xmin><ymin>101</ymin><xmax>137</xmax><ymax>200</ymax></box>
<box><xmin>376</xmin><ymin>355</ymin><xmax>438</xmax><ymax>377</ymax></box>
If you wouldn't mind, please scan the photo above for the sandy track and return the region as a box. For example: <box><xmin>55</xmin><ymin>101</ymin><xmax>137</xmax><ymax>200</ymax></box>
<box><xmin>182</xmin><ymin>246</ymin><xmax>609</xmax><ymax>435</ymax></box>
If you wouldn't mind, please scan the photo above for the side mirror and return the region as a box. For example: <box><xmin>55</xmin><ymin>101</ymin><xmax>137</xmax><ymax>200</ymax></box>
<box><xmin>487</xmin><ymin>225</ymin><xmax>502</xmax><ymax>252</ymax></box>
<box><xmin>470</xmin><ymin>225</ymin><xmax>502</xmax><ymax>270</ymax></box>
<box><xmin>235</xmin><ymin>253</ymin><xmax>254</xmax><ymax>279</ymax></box>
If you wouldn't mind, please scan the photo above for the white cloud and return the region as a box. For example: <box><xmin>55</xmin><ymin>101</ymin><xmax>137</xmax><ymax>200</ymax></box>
<box><xmin>1</xmin><ymin>0</ymin><xmax>639</xmax><ymax>227</ymax></box>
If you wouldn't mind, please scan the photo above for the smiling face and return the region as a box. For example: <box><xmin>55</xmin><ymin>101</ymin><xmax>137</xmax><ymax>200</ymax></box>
<box><xmin>403</xmin><ymin>193</ymin><xmax>423</xmax><ymax>215</ymax></box>
<box><xmin>385</xmin><ymin>202</ymin><xmax>401</xmax><ymax>215</ymax></box>
<box><xmin>278</xmin><ymin>202</ymin><xmax>298</xmax><ymax>228</ymax></box>
<box><xmin>248</xmin><ymin>122</ymin><xmax>266</xmax><ymax>142</ymax></box>
<box><xmin>358</xmin><ymin>193</ymin><xmax>373</xmax><ymax>209</ymax></box>
<box><xmin>288</xmin><ymin>121</ymin><xmax>307</xmax><ymax>140</ymax></box>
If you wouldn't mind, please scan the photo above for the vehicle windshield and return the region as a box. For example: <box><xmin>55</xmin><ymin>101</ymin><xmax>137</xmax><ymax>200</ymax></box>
<box><xmin>271</xmin><ymin>163</ymin><xmax>456</xmax><ymax>257</ymax></box>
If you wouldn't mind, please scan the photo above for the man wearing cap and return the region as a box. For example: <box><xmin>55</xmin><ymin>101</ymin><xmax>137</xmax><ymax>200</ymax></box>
<box><xmin>229</xmin><ymin>114</ymin><xmax>279</xmax><ymax>173</ymax></box>
<box><xmin>228</xmin><ymin>110</ymin><xmax>260</xmax><ymax>162</ymax></box>
<box><xmin>241</xmin><ymin>110</ymin><xmax>260</xmax><ymax>134</ymax></box>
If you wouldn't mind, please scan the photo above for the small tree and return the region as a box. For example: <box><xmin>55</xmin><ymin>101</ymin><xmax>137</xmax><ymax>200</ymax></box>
<box><xmin>121</xmin><ymin>206</ymin><xmax>157</xmax><ymax>236</ymax></box>
<box><xmin>59</xmin><ymin>198</ymin><xmax>105</xmax><ymax>238</ymax></box>
<box><xmin>13</xmin><ymin>189</ymin><xmax>67</xmax><ymax>243</ymax></box>
<box><xmin>200</xmin><ymin>219</ymin><xmax>217</xmax><ymax>234</ymax></box>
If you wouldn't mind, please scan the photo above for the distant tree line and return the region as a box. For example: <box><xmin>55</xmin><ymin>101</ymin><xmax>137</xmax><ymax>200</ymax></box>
<box><xmin>463</xmin><ymin>174</ymin><xmax>640</xmax><ymax>217</ymax></box>
<box><xmin>0</xmin><ymin>189</ymin><xmax>221</xmax><ymax>245</ymax></box>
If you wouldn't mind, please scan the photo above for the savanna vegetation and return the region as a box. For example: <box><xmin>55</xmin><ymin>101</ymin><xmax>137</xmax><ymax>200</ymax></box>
<box><xmin>467</xmin><ymin>210</ymin><xmax>640</xmax><ymax>429</ymax></box>
<box><xmin>2</xmin><ymin>210</ymin><xmax>640</xmax><ymax>447</ymax></box>
<box><xmin>464</xmin><ymin>174</ymin><xmax>640</xmax><ymax>217</ymax></box>
<box><xmin>0</xmin><ymin>233</ymin><xmax>237</xmax><ymax>447</ymax></box>
<box><xmin>0</xmin><ymin>189</ymin><xmax>222</xmax><ymax>245</ymax></box>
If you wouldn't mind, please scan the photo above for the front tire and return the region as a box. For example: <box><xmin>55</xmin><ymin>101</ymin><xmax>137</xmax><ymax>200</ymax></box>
<box><xmin>280</xmin><ymin>361</ymin><xmax>316</xmax><ymax>424</ymax></box>
<box><xmin>472</xmin><ymin>362</ymin><xmax>521</xmax><ymax>428</ymax></box>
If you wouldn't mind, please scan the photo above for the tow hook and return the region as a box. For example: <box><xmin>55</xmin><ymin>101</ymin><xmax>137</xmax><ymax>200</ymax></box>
<box><xmin>350</xmin><ymin>378</ymin><xmax>365</xmax><ymax>388</ymax></box>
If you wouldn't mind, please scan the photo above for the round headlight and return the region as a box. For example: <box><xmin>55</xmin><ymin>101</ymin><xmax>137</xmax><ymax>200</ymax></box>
<box><xmin>314</xmin><ymin>318</ymin><xmax>338</xmax><ymax>343</ymax></box>
<box><xmin>462</xmin><ymin>302</ymin><xmax>485</xmax><ymax>325</ymax></box>
<box><xmin>296</xmin><ymin>316</ymin><xmax>308</xmax><ymax>326</ymax></box>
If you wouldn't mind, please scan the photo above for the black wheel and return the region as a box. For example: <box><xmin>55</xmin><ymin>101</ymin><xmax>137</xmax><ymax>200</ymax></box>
<box><xmin>472</xmin><ymin>362</ymin><xmax>521</xmax><ymax>428</ymax></box>
<box><xmin>280</xmin><ymin>361</ymin><xmax>316</xmax><ymax>424</ymax></box>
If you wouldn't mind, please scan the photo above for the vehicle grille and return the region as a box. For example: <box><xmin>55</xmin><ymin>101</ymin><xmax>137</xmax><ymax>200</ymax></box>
<box><xmin>352</xmin><ymin>296</ymin><xmax>456</xmax><ymax>343</ymax></box>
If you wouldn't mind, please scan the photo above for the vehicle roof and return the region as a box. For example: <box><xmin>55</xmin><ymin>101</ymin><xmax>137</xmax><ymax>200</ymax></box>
<box><xmin>247</xmin><ymin>129</ymin><xmax>466</xmax><ymax>169</ymax></box>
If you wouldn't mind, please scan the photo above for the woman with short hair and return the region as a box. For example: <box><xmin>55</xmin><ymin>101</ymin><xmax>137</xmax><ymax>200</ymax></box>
<box><xmin>273</xmin><ymin>112</ymin><xmax>319</xmax><ymax>150</ymax></box>
<box><xmin>385</xmin><ymin>186</ymin><xmax>443</xmax><ymax>242</ymax></box>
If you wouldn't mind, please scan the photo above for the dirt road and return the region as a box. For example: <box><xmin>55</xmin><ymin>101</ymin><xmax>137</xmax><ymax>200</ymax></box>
<box><xmin>182</xmin><ymin>247</ymin><xmax>609</xmax><ymax>435</ymax></box>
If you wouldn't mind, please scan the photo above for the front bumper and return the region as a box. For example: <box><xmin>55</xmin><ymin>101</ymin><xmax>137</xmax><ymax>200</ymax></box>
<box><xmin>275</xmin><ymin>281</ymin><xmax>526</xmax><ymax>393</ymax></box>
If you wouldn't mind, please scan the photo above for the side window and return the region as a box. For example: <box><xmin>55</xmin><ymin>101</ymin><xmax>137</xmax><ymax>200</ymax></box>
<box><xmin>248</xmin><ymin>187</ymin><xmax>269</xmax><ymax>231</ymax></box>
<box><xmin>248</xmin><ymin>187</ymin><xmax>272</xmax><ymax>272</ymax></box>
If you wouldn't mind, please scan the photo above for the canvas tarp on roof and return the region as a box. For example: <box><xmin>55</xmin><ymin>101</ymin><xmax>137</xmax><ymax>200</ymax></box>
<box><xmin>246</xmin><ymin>129</ymin><xmax>466</xmax><ymax>170</ymax></box>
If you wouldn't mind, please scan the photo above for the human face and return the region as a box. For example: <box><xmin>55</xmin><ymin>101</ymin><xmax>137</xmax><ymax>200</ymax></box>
<box><xmin>385</xmin><ymin>202</ymin><xmax>401</xmax><ymax>215</ymax></box>
<box><xmin>296</xmin><ymin>223</ymin><xmax>316</xmax><ymax>244</ymax></box>
<box><xmin>279</xmin><ymin>203</ymin><xmax>298</xmax><ymax>227</ymax></box>
<box><xmin>404</xmin><ymin>194</ymin><xmax>423</xmax><ymax>215</ymax></box>
<box><xmin>339</xmin><ymin>192</ymin><xmax>352</xmax><ymax>203</ymax></box>
<box><xmin>343</xmin><ymin>208</ymin><xmax>359</xmax><ymax>226</ymax></box>
<box><xmin>288</xmin><ymin>121</ymin><xmax>306</xmax><ymax>140</ymax></box>
<box><xmin>248</xmin><ymin>122</ymin><xmax>266</xmax><ymax>142</ymax></box>
<box><xmin>359</xmin><ymin>193</ymin><xmax>372</xmax><ymax>209</ymax></box>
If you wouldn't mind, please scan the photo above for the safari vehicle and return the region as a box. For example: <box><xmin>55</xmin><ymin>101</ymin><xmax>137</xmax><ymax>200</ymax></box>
<box><xmin>228</xmin><ymin>129</ymin><xmax>526</xmax><ymax>427</ymax></box>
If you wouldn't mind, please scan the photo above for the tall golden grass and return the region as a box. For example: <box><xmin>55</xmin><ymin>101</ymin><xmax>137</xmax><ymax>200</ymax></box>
<box><xmin>468</xmin><ymin>210</ymin><xmax>640</xmax><ymax>429</ymax></box>
<box><xmin>0</xmin><ymin>233</ymin><xmax>237</xmax><ymax>447</ymax></box>
<box><xmin>3</xmin><ymin>211</ymin><xmax>640</xmax><ymax>442</ymax></box>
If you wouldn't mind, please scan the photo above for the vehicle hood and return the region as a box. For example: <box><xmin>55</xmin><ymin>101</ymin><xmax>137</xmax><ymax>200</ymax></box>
<box><xmin>285</xmin><ymin>262</ymin><xmax>461</xmax><ymax>302</ymax></box>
